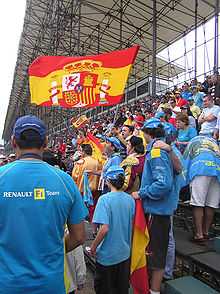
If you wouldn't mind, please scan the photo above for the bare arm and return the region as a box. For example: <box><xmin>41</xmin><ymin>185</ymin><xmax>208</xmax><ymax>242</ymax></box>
<box><xmin>198</xmin><ymin>112</ymin><xmax>205</xmax><ymax>124</ymax></box>
<box><xmin>204</xmin><ymin>114</ymin><xmax>217</xmax><ymax>122</ymax></box>
<box><xmin>84</xmin><ymin>170</ymin><xmax>102</xmax><ymax>176</ymax></box>
<box><xmin>169</xmin><ymin>149</ymin><xmax>182</xmax><ymax>174</ymax></box>
<box><xmin>90</xmin><ymin>224</ymin><xmax>109</xmax><ymax>256</ymax></box>
<box><xmin>65</xmin><ymin>222</ymin><xmax>86</xmax><ymax>253</ymax></box>
<box><xmin>213</xmin><ymin>129</ymin><xmax>219</xmax><ymax>140</ymax></box>
<box><xmin>176</xmin><ymin>141</ymin><xmax>189</xmax><ymax>145</ymax></box>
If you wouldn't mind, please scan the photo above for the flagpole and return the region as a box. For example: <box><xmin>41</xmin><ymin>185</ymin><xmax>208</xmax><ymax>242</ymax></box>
<box><xmin>113</xmin><ymin>104</ymin><xmax>120</xmax><ymax>126</ymax></box>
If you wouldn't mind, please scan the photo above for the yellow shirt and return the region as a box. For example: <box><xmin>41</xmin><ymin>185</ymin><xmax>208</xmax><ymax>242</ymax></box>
<box><xmin>72</xmin><ymin>156</ymin><xmax>101</xmax><ymax>193</ymax></box>
<box><xmin>124</xmin><ymin>118</ymin><xmax>135</xmax><ymax>126</ymax></box>
<box><xmin>190</xmin><ymin>104</ymin><xmax>201</xmax><ymax>119</ymax></box>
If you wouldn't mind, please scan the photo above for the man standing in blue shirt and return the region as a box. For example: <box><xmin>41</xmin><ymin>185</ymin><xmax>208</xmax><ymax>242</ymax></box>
<box><xmin>132</xmin><ymin>118</ymin><xmax>178</xmax><ymax>294</ymax></box>
<box><xmin>0</xmin><ymin>115</ymin><xmax>87</xmax><ymax>294</ymax></box>
<box><xmin>90</xmin><ymin>166</ymin><xmax>135</xmax><ymax>294</ymax></box>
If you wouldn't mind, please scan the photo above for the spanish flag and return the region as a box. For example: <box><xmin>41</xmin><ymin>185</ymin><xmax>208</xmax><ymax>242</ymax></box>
<box><xmin>130</xmin><ymin>199</ymin><xmax>149</xmax><ymax>294</ymax></box>
<box><xmin>86</xmin><ymin>132</ymin><xmax>106</xmax><ymax>165</ymax></box>
<box><xmin>29</xmin><ymin>46</ymin><xmax>139</xmax><ymax>108</ymax></box>
<box><xmin>71</xmin><ymin>115</ymin><xmax>89</xmax><ymax>129</ymax></box>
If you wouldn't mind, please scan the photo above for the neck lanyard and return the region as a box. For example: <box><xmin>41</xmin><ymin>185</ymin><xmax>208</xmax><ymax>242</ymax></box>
<box><xmin>19</xmin><ymin>153</ymin><xmax>42</xmax><ymax>160</ymax></box>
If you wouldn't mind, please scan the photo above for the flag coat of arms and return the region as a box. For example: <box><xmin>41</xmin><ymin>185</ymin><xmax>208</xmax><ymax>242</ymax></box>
<box><xmin>29</xmin><ymin>46</ymin><xmax>139</xmax><ymax>108</ymax></box>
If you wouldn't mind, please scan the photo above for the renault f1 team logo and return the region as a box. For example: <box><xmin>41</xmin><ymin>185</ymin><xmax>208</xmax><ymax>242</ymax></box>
<box><xmin>34</xmin><ymin>188</ymin><xmax>45</xmax><ymax>200</ymax></box>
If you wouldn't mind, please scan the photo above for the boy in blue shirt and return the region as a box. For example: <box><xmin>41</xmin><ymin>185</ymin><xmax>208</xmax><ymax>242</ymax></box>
<box><xmin>90</xmin><ymin>166</ymin><xmax>135</xmax><ymax>294</ymax></box>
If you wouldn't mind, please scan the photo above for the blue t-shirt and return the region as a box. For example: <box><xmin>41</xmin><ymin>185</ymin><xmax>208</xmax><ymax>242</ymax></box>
<box><xmin>193</xmin><ymin>92</ymin><xmax>204</xmax><ymax>108</ymax></box>
<box><xmin>178</xmin><ymin>127</ymin><xmax>197</xmax><ymax>142</ymax></box>
<box><xmin>181</xmin><ymin>91</ymin><xmax>192</xmax><ymax>101</ymax></box>
<box><xmin>0</xmin><ymin>160</ymin><xmax>87</xmax><ymax>294</ymax></box>
<box><xmin>92</xmin><ymin>191</ymin><xmax>135</xmax><ymax>266</ymax></box>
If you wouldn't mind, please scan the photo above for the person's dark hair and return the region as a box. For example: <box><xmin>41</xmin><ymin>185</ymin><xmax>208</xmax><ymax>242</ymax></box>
<box><xmin>81</xmin><ymin>144</ymin><xmax>93</xmax><ymax>156</ymax></box>
<box><xmin>129</xmin><ymin>136</ymin><xmax>145</xmax><ymax>154</ymax></box>
<box><xmin>15</xmin><ymin>129</ymin><xmax>45</xmax><ymax>149</ymax></box>
<box><xmin>124</xmin><ymin>125</ymin><xmax>134</xmax><ymax>133</ymax></box>
<box><xmin>181</xmin><ymin>105</ymin><xmax>193</xmax><ymax>117</ymax></box>
<box><xmin>110</xmin><ymin>143</ymin><xmax>120</xmax><ymax>154</ymax></box>
<box><xmin>163</xmin><ymin>108</ymin><xmax>172</xmax><ymax>121</ymax></box>
<box><xmin>43</xmin><ymin>150</ymin><xmax>58</xmax><ymax>166</ymax></box>
<box><xmin>108</xmin><ymin>174</ymin><xmax>125</xmax><ymax>190</ymax></box>
<box><xmin>143</xmin><ymin>124</ymin><xmax>165</xmax><ymax>138</ymax></box>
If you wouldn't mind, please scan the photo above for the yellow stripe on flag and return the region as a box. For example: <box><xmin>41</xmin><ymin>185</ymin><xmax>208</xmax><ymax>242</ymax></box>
<box><xmin>29</xmin><ymin>65</ymin><xmax>131</xmax><ymax>105</ymax></box>
<box><xmin>131</xmin><ymin>227</ymin><xmax>149</xmax><ymax>274</ymax></box>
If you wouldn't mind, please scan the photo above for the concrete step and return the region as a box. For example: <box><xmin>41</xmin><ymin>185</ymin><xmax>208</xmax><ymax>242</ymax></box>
<box><xmin>165</xmin><ymin>276</ymin><xmax>218</xmax><ymax>294</ymax></box>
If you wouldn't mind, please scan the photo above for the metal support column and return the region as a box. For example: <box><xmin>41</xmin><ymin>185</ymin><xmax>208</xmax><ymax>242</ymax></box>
<box><xmin>77</xmin><ymin>0</ymin><xmax>81</xmax><ymax>55</ymax></box>
<box><xmin>214</xmin><ymin>0</ymin><xmax>219</xmax><ymax>74</ymax></box>
<box><xmin>69</xmin><ymin>0</ymin><xmax>74</xmax><ymax>55</ymax></box>
<box><xmin>120</xmin><ymin>0</ymin><xmax>123</xmax><ymax>48</ymax></box>
<box><xmin>152</xmin><ymin>0</ymin><xmax>157</xmax><ymax>98</ymax></box>
<box><xmin>194</xmin><ymin>0</ymin><xmax>198</xmax><ymax>80</ymax></box>
<box><xmin>55</xmin><ymin>0</ymin><xmax>60</xmax><ymax>55</ymax></box>
<box><xmin>97</xmin><ymin>24</ymin><xmax>100</xmax><ymax>54</ymax></box>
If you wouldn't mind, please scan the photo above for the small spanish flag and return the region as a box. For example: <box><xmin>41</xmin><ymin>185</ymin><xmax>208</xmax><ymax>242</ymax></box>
<box><xmin>71</xmin><ymin>115</ymin><xmax>89</xmax><ymax>129</ymax></box>
<box><xmin>29</xmin><ymin>46</ymin><xmax>139</xmax><ymax>108</ymax></box>
<box><xmin>130</xmin><ymin>199</ymin><xmax>149</xmax><ymax>294</ymax></box>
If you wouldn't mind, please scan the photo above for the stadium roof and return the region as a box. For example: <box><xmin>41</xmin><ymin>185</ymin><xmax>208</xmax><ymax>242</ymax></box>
<box><xmin>3</xmin><ymin>0</ymin><xmax>219</xmax><ymax>141</ymax></box>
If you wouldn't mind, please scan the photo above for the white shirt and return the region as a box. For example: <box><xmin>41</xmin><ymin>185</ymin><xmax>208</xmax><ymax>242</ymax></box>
<box><xmin>200</xmin><ymin>105</ymin><xmax>220</xmax><ymax>135</ymax></box>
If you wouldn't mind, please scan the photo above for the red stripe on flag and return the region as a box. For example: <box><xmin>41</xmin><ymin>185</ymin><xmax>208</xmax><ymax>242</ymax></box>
<box><xmin>134</xmin><ymin>199</ymin><xmax>147</xmax><ymax>233</ymax></box>
<box><xmin>130</xmin><ymin>266</ymin><xmax>149</xmax><ymax>294</ymax></box>
<box><xmin>87</xmin><ymin>132</ymin><xmax>104</xmax><ymax>152</ymax></box>
<box><xmin>29</xmin><ymin>46</ymin><xmax>139</xmax><ymax>77</ymax></box>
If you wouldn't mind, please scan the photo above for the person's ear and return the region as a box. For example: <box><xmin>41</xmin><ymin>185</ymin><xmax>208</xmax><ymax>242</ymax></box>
<box><xmin>11</xmin><ymin>136</ymin><xmax>17</xmax><ymax>149</ymax></box>
<box><xmin>43</xmin><ymin>136</ymin><xmax>48</xmax><ymax>148</ymax></box>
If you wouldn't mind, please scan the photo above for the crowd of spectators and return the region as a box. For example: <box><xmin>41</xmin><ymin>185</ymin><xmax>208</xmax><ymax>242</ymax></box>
<box><xmin>1</xmin><ymin>73</ymin><xmax>220</xmax><ymax>294</ymax></box>
<box><xmin>33</xmin><ymin>73</ymin><xmax>220</xmax><ymax>165</ymax></box>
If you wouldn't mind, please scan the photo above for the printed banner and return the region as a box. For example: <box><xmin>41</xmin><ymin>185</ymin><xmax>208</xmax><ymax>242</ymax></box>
<box><xmin>29</xmin><ymin>46</ymin><xmax>139</xmax><ymax>108</ymax></box>
<box><xmin>183</xmin><ymin>136</ymin><xmax>220</xmax><ymax>184</ymax></box>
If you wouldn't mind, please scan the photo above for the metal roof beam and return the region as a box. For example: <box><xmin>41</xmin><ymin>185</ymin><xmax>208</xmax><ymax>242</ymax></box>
<box><xmin>200</xmin><ymin>0</ymin><xmax>216</xmax><ymax>9</ymax></box>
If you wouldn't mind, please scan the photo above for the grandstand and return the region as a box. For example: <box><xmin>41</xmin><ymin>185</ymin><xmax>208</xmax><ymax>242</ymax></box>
<box><xmin>2</xmin><ymin>0</ymin><xmax>219</xmax><ymax>147</ymax></box>
<box><xmin>1</xmin><ymin>1</ymin><xmax>220</xmax><ymax>293</ymax></box>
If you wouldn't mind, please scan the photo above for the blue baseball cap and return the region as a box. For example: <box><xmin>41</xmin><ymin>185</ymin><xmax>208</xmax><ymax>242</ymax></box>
<box><xmin>105</xmin><ymin>166</ymin><xmax>125</xmax><ymax>180</ymax></box>
<box><xmin>13</xmin><ymin>115</ymin><xmax>46</xmax><ymax>140</ymax></box>
<box><xmin>142</xmin><ymin>118</ymin><xmax>161</xmax><ymax>129</ymax></box>
<box><xmin>155</xmin><ymin>111</ymin><xmax>165</xmax><ymax>119</ymax></box>
<box><xmin>105</xmin><ymin>136</ymin><xmax>124</xmax><ymax>151</ymax></box>
<box><xmin>162</xmin><ymin>122</ymin><xmax>177</xmax><ymax>136</ymax></box>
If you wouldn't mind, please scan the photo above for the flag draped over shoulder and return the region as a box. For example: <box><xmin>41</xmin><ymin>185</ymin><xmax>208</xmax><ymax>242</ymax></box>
<box><xmin>130</xmin><ymin>199</ymin><xmax>149</xmax><ymax>294</ymax></box>
<box><xmin>29</xmin><ymin>46</ymin><xmax>139</xmax><ymax>108</ymax></box>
